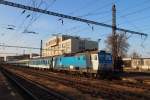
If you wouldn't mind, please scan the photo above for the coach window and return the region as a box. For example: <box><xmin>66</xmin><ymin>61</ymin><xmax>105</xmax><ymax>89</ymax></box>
<box><xmin>78</xmin><ymin>57</ymin><xmax>80</xmax><ymax>60</ymax></box>
<box><xmin>41</xmin><ymin>60</ymin><xmax>43</xmax><ymax>64</ymax></box>
<box><xmin>44</xmin><ymin>60</ymin><xmax>46</xmax><ymax>65</ymax></box>
<box><xmin>48</xmin><ymin>60</ymin><xmax>49</xmax><ymax>64</ymax></box>
<box><xmin>47</xmin><ymin>60</ymin><xmax>49</xmax><ymax>64</ymax></box>
<box><xmin>141</xmin><ymin>59</ymin><xmax>144</xmax><ymax>65</ymax></box>
<box><xmin>46</xmin><ymin>60</ymin><xmax>48</xmax><ymax>65</ymax></box>
<box><xmin>44</xmin><ymin>60</ymin><xmax>45</xmax><ymax>64</ymax></box>
<box><xmin>39</xmin><ymin>60</ymin><xmax>41</xmax><ymax>65</ymax></box>
<box><xmin>44</xmin><ymin>60</ymin><xmax>46</xmax><ymax>64</ymax></box>
<box><xmin>36</xmin><ymin>61</ymin><xmax>38</xmax><ymax>65</ymax></box>
<box><xmin>42</xmin><ymin>60</ymin><xmax>44</xmax><ymax>64</ymax></box>
<box><xmin>40</xmin><ymin>60</ymin><xmax>43</xmax><ymax>64</ymax></box>
<box><xmin>43</xmin><ymin>60</ymin><xmax>45</xmax><ymax>64</ymax></box>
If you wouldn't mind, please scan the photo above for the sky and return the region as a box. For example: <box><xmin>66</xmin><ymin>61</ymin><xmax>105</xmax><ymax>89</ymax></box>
<box><xmin>0</xmin><ymin>0</ymin><xmax>150</xmax><ymax>57</ymax></box>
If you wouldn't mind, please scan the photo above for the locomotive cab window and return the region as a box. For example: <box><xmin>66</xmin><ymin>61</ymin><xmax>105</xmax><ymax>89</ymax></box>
<box><xmin>94</xmin><ymin>55</ymin><xmax>97</xmax><ymax>60</ymax></box>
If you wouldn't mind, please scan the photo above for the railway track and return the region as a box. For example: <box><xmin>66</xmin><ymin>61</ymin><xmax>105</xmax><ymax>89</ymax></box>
<box><xmin>46</xmin><ymin>70</ymin><xmax>150</xmax><ymax>91</ymax></box>
<box><xmin>3</xmin><ymin>66</ymin><xmax>150</xmax><ymax>100</ymax></box>
<box><xmin>1</xmin><ymin>67</ymin><xmax>72</xmax><ymax>100</ymax></box>
<box><xmin>25</xmin><ymin>69</ymin><xmax>150</xmax><ymax>99</ymax></box>
<box><xmin>14</xmin><ymin>66</ymin><xmax>150</xmax><ymax>91</ymax></box>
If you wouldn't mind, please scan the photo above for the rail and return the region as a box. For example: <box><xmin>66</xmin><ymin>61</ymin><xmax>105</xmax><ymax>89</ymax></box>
<box><xmin>1</xmin><ymin>67</ymin><xmax>71</xmax><ymax>100</ymax></box>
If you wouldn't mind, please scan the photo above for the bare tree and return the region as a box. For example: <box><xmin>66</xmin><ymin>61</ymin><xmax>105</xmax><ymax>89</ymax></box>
<box><xmin>105</xmin><ymin>32</ymin><xmax>129</xmax><ymax>57</ymax></box>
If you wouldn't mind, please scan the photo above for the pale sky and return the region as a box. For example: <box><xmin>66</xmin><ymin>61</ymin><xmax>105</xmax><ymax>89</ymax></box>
<box><xmin>0</xmin><ymin>0</ymin><xmax>150</xmax><ymax>57</ymax></box>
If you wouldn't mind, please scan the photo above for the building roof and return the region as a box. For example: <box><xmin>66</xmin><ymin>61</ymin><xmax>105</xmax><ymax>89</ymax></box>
<box><xmin>132</xmin><ymin>58</ymin><xmax>150</xmax><ymax>59</ymax></box>
<box><xmin>46</xmin><ymin>34</ymin><xmax>97</xmax><ymax>43</ymax></box>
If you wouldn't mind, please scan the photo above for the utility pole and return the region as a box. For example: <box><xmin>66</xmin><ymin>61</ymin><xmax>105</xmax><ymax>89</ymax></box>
<box><xmin>40</xmin><ymin>40</ymin><xmax>43</xmax><ymax>57</ymax></box>
<box><xmin>112</xmin><ymin>4</ymin><xmax>117</xmax><ymax>71</ymax></box>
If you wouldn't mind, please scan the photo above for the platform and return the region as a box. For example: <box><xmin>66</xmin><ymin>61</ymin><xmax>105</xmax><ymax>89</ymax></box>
<box><xmin>0</xmin><ymin>71</ymin><xmax>24</xmax><ymax>100</ymax></box>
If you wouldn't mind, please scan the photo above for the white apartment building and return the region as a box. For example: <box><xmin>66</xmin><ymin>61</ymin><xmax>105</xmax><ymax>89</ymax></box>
<box><xmin>42</xmin><ymin>35</ymin><xmax>98</xmax><ymax>57</ymax></box>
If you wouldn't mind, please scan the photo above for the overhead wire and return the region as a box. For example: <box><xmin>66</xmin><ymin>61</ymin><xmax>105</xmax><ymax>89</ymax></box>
<box><xmin>78</xmin><ymin>2</ymin><xmax>112</xmax><ymax>18</ymax></box>
<box><xmin>0</xmin><ymin>0</ymin><xmax>149</xmax><ymax>55</ymax></box>
<box><xmin>80</xmin><ymin>0</ymin><xmax>120</xmax><ymax>20</ymax></box>
<box><xmin>68</xmin><ymin>0</ymin><xmax>101</xmax><ymax>15</ymax></box>
<box><xmin>102</xmin><ymin>0</ymin><xmax>150</xmax><ymax>23</ymax></box>
<box><xmin>7</xmin><ymin>0</ymin><xmax>45</xmax><ymax>46</ymax></box>
<box><xmin>95</xmin><ymin>1</ymin><xmax>149</xmax><ymax>51</ymax></box>
<box><xmin>78</xmin><ymin>10</ymin><xmax>110</xmax><ymax>18</ymax></box>
<box><xmin>61</xmin><ymin>1</ymin><xmax>114</xmax><ymax>36</ymax></box>
<box><xmin>118</xmin><ymin>21</ymin><xmax>148</xmax><ymax>52</ymax></box>
<box><xmin>120</xmin><ymin>6</ymin><xmax>150</xmax><ymax>18</ymax></box>
<box><xmin>23</xmin><ymin>0</ymin><xmax>44</xmax><ymax>30</ymax></box>
<box><xmin>28</xmin><ymin>0</ymin><xmax>110</xmax><ymax>36</ymax></box>
<box><xmin>13</xmin><ymin>0</ymin><xmax>57</xmax><ymax>48</ymax></box>
<box><xmin>0</xmin><ymin>44</ymin><xmax>63</xmax><ymax>51</ymax></box>
<box><xmin>67</xmin><ymin>0</ymin><xmax>121</xmax><ymax>34</ymax></box>
<box><xmin>118</xmin><ymin>14</ymin><xmax>150</xmax><ymax>25</ymax></box>
<box><xmin>16</xmin><ymin>0</ymin><xmax>44</xmax><ymax>31</ymax></box>
<box><xmin>55</xmin><ymin>0</ymin><xmax>104</xmax><ymax>31</ymax></box>
<box><xmin>24</xmin><ymin>0</ymin><xmax>56</xmax><ymax>31</ymax></box>
<box><xmin>115</xmin><ymin>1</ymin><xmax>150</xmax><ymax>44</ymax></box>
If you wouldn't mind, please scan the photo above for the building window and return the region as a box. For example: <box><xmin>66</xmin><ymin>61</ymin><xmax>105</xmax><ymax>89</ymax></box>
<box><xmin>145</xmin><ymin>60</ymin><xmax>150</xmax><ymax>66</ymax></box>
<box><xmin>141</xmin><ymin>59</ymin><xmax>144</xmax><ymax>65</ymax></box>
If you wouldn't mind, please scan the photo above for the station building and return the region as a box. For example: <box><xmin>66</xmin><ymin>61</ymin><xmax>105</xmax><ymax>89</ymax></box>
<box><xmin>131</xmin><ymin>58</ymin><xmax>150</xmax><ymax>70</ymax></box>
<box><xmin>123</xmin><ymin>58</ymin><xmax>150</xmax><ymax>70</ymax></box>
<box><xmin>42</xmin><ymin>35</ymin><xmax>98</xmax><ymax>57</ymax></box>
